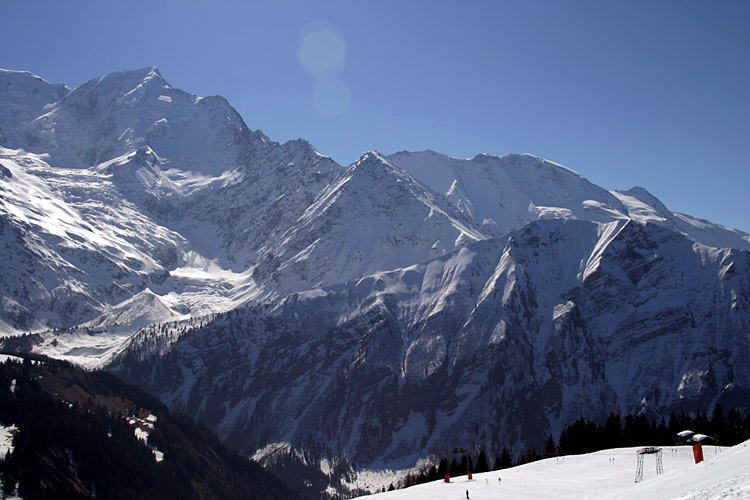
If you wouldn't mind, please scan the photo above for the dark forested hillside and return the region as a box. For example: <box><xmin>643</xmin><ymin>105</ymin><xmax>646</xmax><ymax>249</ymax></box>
<box><xmin>0</xmin><ymin>354</ymin><xmax>304</xmax><ymax>500</ymax></box>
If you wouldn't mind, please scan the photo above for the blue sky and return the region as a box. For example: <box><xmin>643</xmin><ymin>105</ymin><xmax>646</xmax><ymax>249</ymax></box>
<box><xmin>2</xmin><ymin>0</ymin><xmax>748</xmax><ymax>231</ymax></box>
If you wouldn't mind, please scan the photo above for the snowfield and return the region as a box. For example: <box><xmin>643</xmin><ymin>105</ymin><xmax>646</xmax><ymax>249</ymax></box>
<box><xmin>358</xmin><ymin>442</ymin><xmax>750</xmax><ymax>500</ymax></box>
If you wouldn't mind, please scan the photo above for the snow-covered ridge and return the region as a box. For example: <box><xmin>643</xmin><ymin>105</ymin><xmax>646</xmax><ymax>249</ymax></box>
<box><xmin>3</xmin><ymin>66</ymin><xmax>269</xmax><ymax>175</ymax></box>
<box><xmin>387</xmin><ymin>150</ymin><xmax>750</xmax><ymax>251</ymax></box>
<box><xmin>614</xmin><ymin>186</ymin><xmax>750</xmax><ymax>249</ymax></box>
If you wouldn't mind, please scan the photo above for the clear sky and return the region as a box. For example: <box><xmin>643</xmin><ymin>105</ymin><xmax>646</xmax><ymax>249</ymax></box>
<box><xmin>1</xmin><ymin>0</ymin><xmax>748</xmax><ymax>232</ymax></box>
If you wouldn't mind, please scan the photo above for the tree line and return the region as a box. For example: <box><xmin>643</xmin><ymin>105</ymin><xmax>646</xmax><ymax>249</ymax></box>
<box><xmin>554</xmin><ymin>405</ymin><xmax>749</xmax><ymax>457</ymax></box>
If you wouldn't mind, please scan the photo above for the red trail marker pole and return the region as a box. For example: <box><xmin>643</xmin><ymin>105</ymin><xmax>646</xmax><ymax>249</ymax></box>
<box><xmin>693</xmin><ymin>442</ymin><xmax>704</xmax><ymax>464</ymax></box>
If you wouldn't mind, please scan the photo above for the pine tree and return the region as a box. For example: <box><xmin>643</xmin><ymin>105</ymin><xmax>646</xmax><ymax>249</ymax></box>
<box><xmin>493</xmin><ymin>447</ymin><xmax>513</xmax><ymax>470</ymax></box>
<box><xmin>544</xmin><ymin>435</ymin><xmax>557</xmax><ymax>457</ymax></box>
<box><xmin>711</xmin><ymin>404</ymin><xmax>725</xmax><ymax>443</ymax></box>
<box><xmin>437</xmin><ymin>457</ymin><xmax>448</xmax><ymax>478</ymax></box>
<box><xmin>518</xmin><ymin>448</ymin><xmax>540</xmax><ymax>465</ymax></box>
<box><xmin>475</xmin><ymin>449</ymin><xmax>490</xmax><ymax>473</ymax></box>
<box><xmin>726</xmin><ymin>409</ymin><xmax>743</xmax><ymax>444</ymax></box>
<box><xmin>655</xmin><ymin>417</ymin><xmax>670</xmax><ymax>445</ymax></box>
<box><xmin>602</xmin><ymin>413</ymin><xmax>622</xmax><ymax>449</ymax></box>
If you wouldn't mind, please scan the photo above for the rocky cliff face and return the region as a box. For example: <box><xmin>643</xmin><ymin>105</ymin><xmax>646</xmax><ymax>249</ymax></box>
<box><xmin>110</xmin><ymin>218</ymin><xmax>750</xmax><ymax>493</ymax></box>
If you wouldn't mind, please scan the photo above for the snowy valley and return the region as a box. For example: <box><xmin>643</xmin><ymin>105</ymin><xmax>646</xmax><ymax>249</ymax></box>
<box><xmin>1</xmin><ymin>67</ymin><xmax>749</xmax><ymax>497</ymax></box>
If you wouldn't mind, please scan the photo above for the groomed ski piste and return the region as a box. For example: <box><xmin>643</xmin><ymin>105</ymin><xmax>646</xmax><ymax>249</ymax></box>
<box><xmin>360</xmin><ymin>441</ymin><xmax>750</xmax><ymax>500</ymax></box>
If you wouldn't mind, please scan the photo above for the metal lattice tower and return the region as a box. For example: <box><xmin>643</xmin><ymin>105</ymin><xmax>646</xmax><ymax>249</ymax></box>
<box><xmin>635</xmin><ymin>447</ymin><xmax>663</xmax><ymax>483</ymax></box>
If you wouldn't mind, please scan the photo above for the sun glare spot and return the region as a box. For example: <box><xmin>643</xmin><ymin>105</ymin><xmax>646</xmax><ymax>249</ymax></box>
<box><xmin>299</xmin><ymin>28</ymin><xmax>346</xmax><ymax>76</ymax></box>
<box><xmin>299</xmin><ymin>21</ymin><xmax>350</xmax><ymax>118</ymax></box>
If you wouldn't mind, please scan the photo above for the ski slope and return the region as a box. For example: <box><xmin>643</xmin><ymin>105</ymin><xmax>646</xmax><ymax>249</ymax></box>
<box><xmin>359</xmin><ymin>441</ymin><xmax>750</xmax><ymax>500</ymax></box>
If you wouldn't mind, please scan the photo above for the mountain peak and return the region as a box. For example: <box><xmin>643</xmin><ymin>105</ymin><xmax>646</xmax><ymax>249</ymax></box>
<box><xmin>616</xmin><ymin>185</ymin><xmax>672</xmax><ymax>219</ymax></box>
<box><xmin>0</xmin><ymin>68</ymin><xmax>72</xmax><ymax>149</ymax></box>
<box><xmin>4</xmin><ymin>66</ymin><xmax>272</xmax><ymax>173</ymax></box>
<box><xmin>391</xmin><ymin>148</ymin><xmax>450</xmax><ymax>158</ymax></box>
<box><xmin>355</xmin><ymin>149</ymin><xmax>390</xmax><ymax>166</ymax></box>
<box><xmin>281</xmin><ymin>137</ymin><xmax>317</xmax><ymax>154</ymax></box>
<box><xmin>347</xmin><ymin>150</ymin><xmax>428</xmax><ymax>189</ymax></box>
<box><xmin>495</xmin><ymin>153</ymin><xmax>586</xmax><ymax>178</ymax></box>
<box><xmin>623</xmin><ymin>185</ymin><xmax>664</xmax><ymax>205</ymax></box>
<box><xmin>0</xmin><ymin>68</ymin><xmax>57</xmax><ymax>86</ymax></box>
<box><xmin>106</xmin><ymin>66</ymin><xmax>163</xmax><ymax>81</ymax></box>
<box><xmin>77</xmin><ymin>66</ymin><xmax>170</xmax><ymax>100</ymax></box>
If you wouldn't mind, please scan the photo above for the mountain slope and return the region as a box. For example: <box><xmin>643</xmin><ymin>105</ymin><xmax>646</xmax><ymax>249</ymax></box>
<box><xmin>1</xmin><ymin>69</ymin><xmax>494</xmax><ymax>340</ymax></box>
<box><xmin>109</xmin><ymin>218</ymin><xmax>750</xmax><ymax>487</ymax></box>
<box><xmin>2</xmin><ymin>67</ymin><xmax>747</xmax><ymax>338</ymax></box>
<box><xmin>0</xmin><ymin>69</ymin><xmax>71</xmax><ymax>148</ymax></box>
<box><xmin>0</xmin><ymin>146</ymin><xmax>187</xmax><ymax>333</ymax></box>
<box><xmin>0</xmin><ymin>354</ymin><xmax>304</xmax><ymax>500</ymax></box>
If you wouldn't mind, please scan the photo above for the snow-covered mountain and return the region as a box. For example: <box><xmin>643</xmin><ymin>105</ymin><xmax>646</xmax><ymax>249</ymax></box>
<box><xmin>1</xmin><ymin>67</ymin><xmax>749</xmax><ymax>495</ymax></box>
<box><xmin>387</xmin><ymin>149</ymin><xmax>750</xmax><ymax>250</ymax></box>
<box><xmin>248</xmin><ymin>150</ymin><xmax>486</xmax><ymax>295</ymax></box>
<box><xmin>0</xmin><ymin>67</ymin><xmax>336</xmax><ymax>335</ymax></box>
<box><xmin>0</xmin><ymin>68</ymin><xmax>493</xmax><ymax>337</ymax></box>
<box><xmin>109</xmin><ymin>217</ymin><xmax>749</xmax><ymax>488</ymax></box>
<box><xmin>2</xmin><ymin>66</ymin><xmax>270</xmax><ymax>173</ymax></box>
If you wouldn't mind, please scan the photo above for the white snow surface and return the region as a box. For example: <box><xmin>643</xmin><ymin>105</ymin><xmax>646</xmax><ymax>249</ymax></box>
<box><xmin>358</xmin><ymin>442</ymin><xmax>750</xmax><ymax>500</ymax></box>
<box><xmin>0</xmin><ymin>423</ymin><xmax>16</xmax><ymax>458</ymax></box>
<box><xmin>129</xmin><ymin>413</ymin><xmax>164</xmax><ymax>463</ymax></box>
<box><xmin>0</xmin><ymin>421</ymin><xmax>21</xmax><ymax>499</ymax></box>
